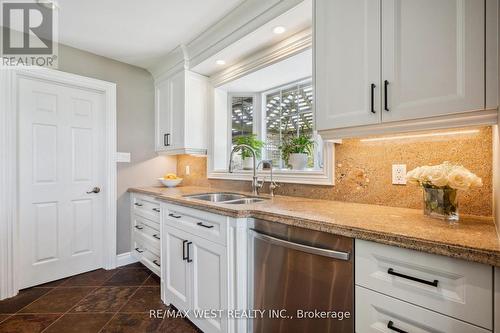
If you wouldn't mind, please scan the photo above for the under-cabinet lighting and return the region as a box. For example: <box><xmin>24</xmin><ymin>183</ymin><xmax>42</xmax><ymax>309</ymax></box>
<box><xmin>215</xmin><ymin>60</ymin><xmax>226</xmax><ymax>65</ymax></box>
<box><xmin>359</xmin><ymin>129</ymin><xmax>480</xmax><ymax>142</ymax></box>
<box><xmin>273</xmin><ymin>26</ymin><xmax>286</xmax><ymax>34</ymax></box>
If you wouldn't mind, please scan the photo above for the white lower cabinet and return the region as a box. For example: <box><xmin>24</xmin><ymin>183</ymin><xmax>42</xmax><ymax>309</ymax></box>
<box><xmin>356</xmin><ymin>286</ymin><xmax>490</xmax><ymax>333</ymax></box>
<box><xmin>161</xmin><ymin>203</ymin><xmax>235</xmax><ymax>333</ymax></box>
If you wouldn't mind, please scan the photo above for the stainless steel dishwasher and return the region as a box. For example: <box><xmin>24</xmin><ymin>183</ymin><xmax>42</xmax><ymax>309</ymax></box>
<box><xmin>249</xmin><ymin>219</ymin><xmax>354</xmax><ymax>333</ymax></box>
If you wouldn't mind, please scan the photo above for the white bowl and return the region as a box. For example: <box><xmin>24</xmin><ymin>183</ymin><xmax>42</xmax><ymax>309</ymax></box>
<box><xmin>158</xmin><ymin>178</ymin><xmax>183</xmax><ymax>188</ymax></box>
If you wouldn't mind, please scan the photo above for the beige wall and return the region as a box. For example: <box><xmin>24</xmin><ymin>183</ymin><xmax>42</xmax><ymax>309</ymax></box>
<box><xmin>57</xmin><ymin>45</ymin><xmax>177</xmax><ymax>254</ymax></box>
<box><xmin>178</xmin><ymin>126</ymin><xmax>493</xmax><ymax>217</ymax></box>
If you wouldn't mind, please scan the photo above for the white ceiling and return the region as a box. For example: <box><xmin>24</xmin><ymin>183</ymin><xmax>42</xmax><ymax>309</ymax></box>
<box><xmin>218</xmin><ymin>48</ymin><xmax>312</xmax><ymax>93</ymax></box>
<box><xmin>192</xmin><ymin>0</ymin><xmax>312</xmax><ymax>76</ymax></box>
<box><xmin>55</xmin><ymin>0</ymin><xmax>245</xmax><ymax>69</ymax></box>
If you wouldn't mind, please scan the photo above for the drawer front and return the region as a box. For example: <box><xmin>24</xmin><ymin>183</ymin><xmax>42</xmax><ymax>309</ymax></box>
<box><xmin>132</xmin><ymin>239</ymin><xmax>161</xmax><ymax>277</ymax></box>
<box><xmin>131</xmin><ymin>194</ymin><xmax>161</xmax><ymax>222</ymax></box>
<box><xmin>355</xmin><ymin>286</ymin><xmax>490</xmax><ymax>333</ymax></box>
<box><xmin>163</xmin><ymin>203</ymin><xmax>227</xmax><ymax>245</ymax></box>
<box><xmin>355</xmin><ymin>240</ymin><xmax>493</xmax><ymax>329</ymax></box>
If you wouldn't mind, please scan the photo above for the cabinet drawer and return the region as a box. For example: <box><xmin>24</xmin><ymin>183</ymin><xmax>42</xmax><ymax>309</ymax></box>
<box><xmin>355</xmin><ymin>240</ymin><xmax>493</xmax><ymax>329</ymax></box>
<box><xmin>131</xmin><ymin>194</ymin><xmax>161</xmax><ymax>222</ymax></box>
<box><xmin>163</xmin><ymin>203</ymin><xmax>227</xmax><ymax>245</ymax></box>
<box><xmin>133</xmin><ymin>226</ymin><xmax>160</xmax><ymax>254</ymax></box>
<box><xmin>132</xmin><ymin>240</ymin><xmax>161</xmax><ymax>277</ymax></box>
<box><xmin>355</xmin><ymin>286</ymin><xmax>489</xmax><ymax>333</ymax></box>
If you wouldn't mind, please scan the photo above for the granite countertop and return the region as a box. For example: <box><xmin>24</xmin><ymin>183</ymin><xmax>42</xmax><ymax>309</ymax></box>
<box><xmin>129</xmin><ymin>186</ymin><xmax>500</xmax><ymax>266</ymax></box>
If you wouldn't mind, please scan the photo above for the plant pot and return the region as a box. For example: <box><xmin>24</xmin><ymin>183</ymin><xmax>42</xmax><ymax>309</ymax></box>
<box><xmin>423</xmin><ymin>187</ymin><xmax>459</xmax><ymax>223</ymax></box>
<box><xmin>242</xmin><ymin>157</ymin><xmax>253</xmax><ymax>170</ymax></box>
<box><xmin>289</xmin><ymin>153</ymin><xmax>308</xmax><ymax>170</ymax></box>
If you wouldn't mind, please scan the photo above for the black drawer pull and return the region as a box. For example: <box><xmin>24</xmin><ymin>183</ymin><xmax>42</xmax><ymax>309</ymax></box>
<box><xmin>134</xmin><ymin>202</ymin><xmax>143</xmax><ymax>207</ymax></box>
<box><xmin>152</xmin><ymin>208</ymin><xmax>160</xmax><ymax>212</ymax></box>
<box><xmin>186</xmin><ymin>242</ymin><xmax>193</xmax><ymax>263</ymax></box>
<box><xmin>135</xmin><ymin>247</ymin><xmax>144</xmax><ymax>253</ymax></box>
<box><xmin>153</xmin><ymin>234</ymin><xmax>160</xmax><ymax>240</ymax></box>
<box><xmin>153</xmin><ymin>259</ymin><xmax>161</xmax><ymax>267</ymax></box>
<box><xmin>387</xmin><ymin>320</ymin><xmax>408</xmax><ymax>333</ymax></box>
<box><xmin>168</xmin><ymin>213</ymin><xmax>181</xmax><ymax>219</ymax></box>
<box><xmin>384</xmin><ymin>80</ymin><xmax>390</xmax><ymax>111</ymax></box>
<box><xmin>370</xmin><ymin>83</ymin><xmax>376</xmax><ymax>113</ymax></box>
<box><xmin>197</xmin><ymin>222</ymin><xmax>214</xmax><ymax>229</ymax></box>
<box><xmin>387</xmin><ymin>268</ymin><xmax>438</xmax><ymax>287</ymax></box>
<box><xmin>182</xmin><ymin>240</ymin><xmax>188</xmax><ymax>260</ymax></box>
<box><xmin>134</xmin><ymin>225</ymin><xmax>144</xmax><ymax>230</ymax></box>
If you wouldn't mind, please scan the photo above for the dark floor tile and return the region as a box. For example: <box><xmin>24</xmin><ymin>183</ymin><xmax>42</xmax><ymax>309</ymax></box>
<box><xmin>157</xmin><ymin>315</ymin><xmax>201</xmax><ymax>333</ymax></box>
<box><xmin>34</xmin><ymin>277</ymin><xmax>71</xmax><ymax>288</ymax></box>
<box><xmin>18</xmin><ymin>287</ymin><xmax>94</xmax><ymax>314</ymax></box>
<box><xmin>0</xmin><ymin>314</ymin><xmax>11</xmax><ymax>323</ymax></box>
<box><xmin>43</xmin><ymin>313</ymin><xmax>113</xmax><ymax>333</ymax></box>
<box><xmin>0</xmin><ymin>314</ymin><xmax>60</xmax><ymax>333</ymax></box>
<box><xmin>60</xmin><ymin>269</ymin><xmax>117</xmax><ymax>287</ymax></box>
<box><xmin>120</xmin><ymin>287</ymin><xmax>166</xmax><ymax>313</ymax></box>
<box><xmin>143</xmin><ymin>274</ymin><xmax>160</xmax><ymax>286</ymax></box>
<box><xmin>70</xmin><ymin>287</ymin><xmax>137</xmax><ymax>313</ymax></box>
<box><xmin>101</xmin><ymin>313</ymin><xmax>163</xmax><ymax>333</ymax></box>
<box><xmin>104</xmin><ymin>269</ymin><xmax>150</xmax><ymax>286</ymax></box>
<box><xmin>119</xmin><ymin>262</ymin><xmax>146</xmax><ymax>269</ymax></box>
<box><xmin>0</xmin><ymin>288</ymin><xmax>51</xmax><ymax>314</ymax></box>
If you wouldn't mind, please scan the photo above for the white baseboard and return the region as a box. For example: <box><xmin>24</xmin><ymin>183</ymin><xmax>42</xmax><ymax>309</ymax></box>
<box><xmin>115</xmin><ymin>252</ymin><xmax>138</xmax><ymax>268</ymax></box>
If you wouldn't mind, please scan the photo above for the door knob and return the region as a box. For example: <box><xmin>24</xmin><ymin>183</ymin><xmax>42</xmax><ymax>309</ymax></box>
<box><xmin>86</xmin><ymin>187</ymin><xmax>101</xmax><ymax>194</ymax></box>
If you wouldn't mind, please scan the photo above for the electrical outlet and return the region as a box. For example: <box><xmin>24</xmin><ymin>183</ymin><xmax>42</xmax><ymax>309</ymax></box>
<box><xmin>185</xmin><ymin>165</ymin><xmax>190</xmax><ymax>176</ymax></box>
<box><xmin>392</xmin><ymin>164</ymin><xmax>407</xmax><ymax>185</ymax></box>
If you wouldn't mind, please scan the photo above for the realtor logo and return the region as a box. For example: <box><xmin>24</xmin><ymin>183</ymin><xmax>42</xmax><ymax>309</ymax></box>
<box><xmin>1</xmin><ymin>0</ymin><xmax>58</xmax><ymax>67</ymax></box>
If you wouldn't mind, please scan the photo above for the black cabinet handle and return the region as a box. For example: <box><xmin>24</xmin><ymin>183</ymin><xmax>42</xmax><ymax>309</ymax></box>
<box><xmin>197</xmin><ymin>222</ymin><xmax>214</xmax><ymax>229</ymax></box>
<box><xmin>134</xmin><ymin>225</ymin><xmax>144</xmax><ymax>230</ymax></box>
<box><xmin>387</xmin><ymin>321</ymin><xmax>408</xmax><ymax>333</ymax></box>
<box><xmin>384</xmin><ymin>80</ymin><xmax>389</xmax><ymax>111</ymax></box>
<box><xmin>135</xmin><ymin>247</ymin><xmax>144</xmax><ymax>253</ymax></box>
<box><xmin>388</xmin><ymin>268</ymin><xmax>438</xmax><ymax>287</ymax></box>
<box><xmin>152</xmin><ymin>208</ymin><xmax>160</xmax><ymax>212</ymax></box>
<box><xmin>186</xmin><ymin>242</ymin><xmax>193</xmax><ymax>263</ymax></box>
<box><xmin>164</xmin><ymin>133</ymin><xmax>170</xmax><ymax>147</ymax></box>
<box><xmin>182</xmin><ymin>240</ymin><xmax>188</xmax><ymax>260</ymax></box>
<box><xmin>168</xmin><ymin>213</ymin><xmax>181</xmax><ymax>219</ymax></box>
<box><xmin>153</xmin><ymin>234</ymin><xmax>160</xmax><ymax>240</ymax></box>
<box><xmin>134</xmin><ymin>202</ymin><xmax>143</xmax><ymax>207</ymax></box>
<box><xmin>370</xmin><ymin>83</ymin><xmax>376</xmax><ymax>113</ymax></box>
<box><xmin>153</xmin><ymin>259</ymin><xmax>161</xmax><ymax>267</ymax></box>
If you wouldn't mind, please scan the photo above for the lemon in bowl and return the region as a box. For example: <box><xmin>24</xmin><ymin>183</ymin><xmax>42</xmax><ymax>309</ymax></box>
<box><xmin>158</xmin><ymin>173</ymin><xmax>183</xmax><ymax>188</ymax></box>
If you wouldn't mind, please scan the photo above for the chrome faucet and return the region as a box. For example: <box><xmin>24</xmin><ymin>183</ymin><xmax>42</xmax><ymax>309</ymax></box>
<box><xmin>228</xmin><ymin>144</ymin><xmax>263</xmax><ymax>195</ymax></box>
<box><xmin>257</xmin><ymin>160</ymin><xmax>280</xmax><ymax>197</ymax></box>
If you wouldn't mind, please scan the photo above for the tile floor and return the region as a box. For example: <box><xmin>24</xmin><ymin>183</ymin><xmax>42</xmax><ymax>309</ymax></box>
<box><xmin>0</xmin><ymin>262</ymin><xmax>201</xmax><ymax>333</ymax></box>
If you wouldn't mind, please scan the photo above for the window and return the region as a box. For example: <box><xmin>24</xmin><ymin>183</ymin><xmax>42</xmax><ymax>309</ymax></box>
<box><xmin>231</xmin><ymin>96</ymin><xmax>254</xmax><ymax>142</ymax></box>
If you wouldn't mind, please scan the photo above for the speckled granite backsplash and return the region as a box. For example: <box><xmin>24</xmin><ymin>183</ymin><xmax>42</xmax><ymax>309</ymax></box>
<box><xmin>177</xmin><ymin>126</ymin><xmax>492</xmax><ymax>217</ymax></box>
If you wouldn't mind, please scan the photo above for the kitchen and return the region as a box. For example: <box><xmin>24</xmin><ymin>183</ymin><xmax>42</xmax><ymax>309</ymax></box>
<box><xmin>0</xmin><ymin>0</ymin><xmax>499</xmax><ymax>332</ymax></box>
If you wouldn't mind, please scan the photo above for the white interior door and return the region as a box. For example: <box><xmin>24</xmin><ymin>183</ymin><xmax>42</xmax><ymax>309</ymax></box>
<box><xmin>381</xmin><ymin>0</ymin><xmax>485</xmax><ymax>122</ymax></box>
<box><xmin>18</xmin><ymin>76</ymin><xmax>106</xmax><ymax>289</ymax></box>
<box><xmin>315</xmin><ymin>0</ymin><xmax>381</xmax><ymax>130</ymax></box>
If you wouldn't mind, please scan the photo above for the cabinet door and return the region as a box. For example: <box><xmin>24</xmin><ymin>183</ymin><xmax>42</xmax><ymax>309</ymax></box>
<box><xmin>190</xmin><ymin>236</ymin><xmax>227</xmax><ymax>333</ymax></box>
<box><xmin>315</xmin><ymin>0</ymin><xmax>381</xmax><ymax>131</ymax></box>
<box><xmin>155</xmin><ymin>79</ymin><xmax>172</xmax><ymax>151</ymax></box>
<box><xmin>163</xmin><ymin>226</ymin><xmax>191</xmax><ymax>311</ymax></box>
<box><xmin>382</xmin><ymin>0</ymin><xmax>485</xmax><ymax>122</ymax></box>
<box><xmin>168</xmin><ymin>70</ymin><xmax>185</xmax><ymax>151</ymax></box>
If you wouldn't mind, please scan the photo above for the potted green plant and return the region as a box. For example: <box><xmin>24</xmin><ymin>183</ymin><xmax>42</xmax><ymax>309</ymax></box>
<box><xmin>233</xmin><ymin>134</ymin><xmax>264</xmax><ymax>169</ymax></box>
<box><xmin>280</xmin><ymin>134</ymin><xmax>314</xmax><ymax>170</ymax></box>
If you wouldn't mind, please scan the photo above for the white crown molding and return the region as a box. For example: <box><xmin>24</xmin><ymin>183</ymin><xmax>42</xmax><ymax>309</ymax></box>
<box><xmin>210</xmin><ymin>28</ymin><xmax>312</xmax><ymax>87</ymax></box>
<box><xmin>148</xmin><ymin>0</ymin><xmax>304</xmax><ymax>79</ymax></box>
<box><xmin>318</xmin><ymin>108</ymin><xmax>500</xmax><ymax>140</ymax></box>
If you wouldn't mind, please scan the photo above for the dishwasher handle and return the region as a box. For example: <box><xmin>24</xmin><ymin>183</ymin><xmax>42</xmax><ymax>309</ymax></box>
<box><xmin>251</xmin><ymin>229</ymin><xmax>350</xmax><ymax>261</ymax></box>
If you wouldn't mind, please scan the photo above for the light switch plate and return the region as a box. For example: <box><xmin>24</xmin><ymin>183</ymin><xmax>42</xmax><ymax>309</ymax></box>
<box><xmin>392</xmin><ymin>164</ymin><xmax>407</xmax><ymax>185</ymax></box>
<box><xmin>116</xmin><ymin>152</ymin><xmax>131</xmax><ymax>163</ymax></box>
<box><xmin>185</xmin><ymin>165</ymin><xmax>190</xmax><ymax>175</ymax></box>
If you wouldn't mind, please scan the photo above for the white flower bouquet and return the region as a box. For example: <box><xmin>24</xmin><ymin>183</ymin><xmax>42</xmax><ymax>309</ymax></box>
<box><xmin>406</xmin><ymin>162</ymin><xmax>482</xmax><ymax>222</ymax></box>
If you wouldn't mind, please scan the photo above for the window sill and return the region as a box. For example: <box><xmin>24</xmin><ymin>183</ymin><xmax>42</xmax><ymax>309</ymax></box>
<box><xmin>207</xmin><ymin>168</ymin><xmax>334</xmax><ymax>186</ymax></box>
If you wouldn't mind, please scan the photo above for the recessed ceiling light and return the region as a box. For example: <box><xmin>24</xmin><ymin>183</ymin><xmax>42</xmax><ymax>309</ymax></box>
<box><xmin>273</xmin><ymin>26</ymin><xmax>286</xmax><ymax>34</ymax></box>
<box><xmin>216</xmin><ymin>60</ymin><xmax>226</xmax><ymax>65</ymax></box>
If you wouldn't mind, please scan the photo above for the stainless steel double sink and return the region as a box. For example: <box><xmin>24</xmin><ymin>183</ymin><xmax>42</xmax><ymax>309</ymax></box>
<box><xmin>183</xmin><ymin>192</ymin><xmax>268</xmax><ymax>204</ymax></box>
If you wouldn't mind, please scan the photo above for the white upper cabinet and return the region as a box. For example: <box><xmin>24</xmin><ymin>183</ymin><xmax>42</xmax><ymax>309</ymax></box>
<box><xmin>155</xmin><ymin>69</ymin><xmax>209</xmax><ymax>155</ymax></box>
<box><xmin>382</xmin><ymin>0</ymin><xmax>485</xmax><ymax>122</ymax></box>
<box><xmin>315</xmin><ymin>0</ymin><xmax>496</xmax><ymax>137</ymax></box>
<box><xmin>315</xmin><ymin>0</ymin><xmax>381</xmax><ymax>130</ymax></box>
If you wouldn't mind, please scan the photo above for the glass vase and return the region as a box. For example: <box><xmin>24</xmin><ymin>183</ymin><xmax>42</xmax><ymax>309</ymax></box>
<box><xmin>423</xmin><ymin>187</ymin><xmax>459</xmax><ymax>223</ymax></box>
